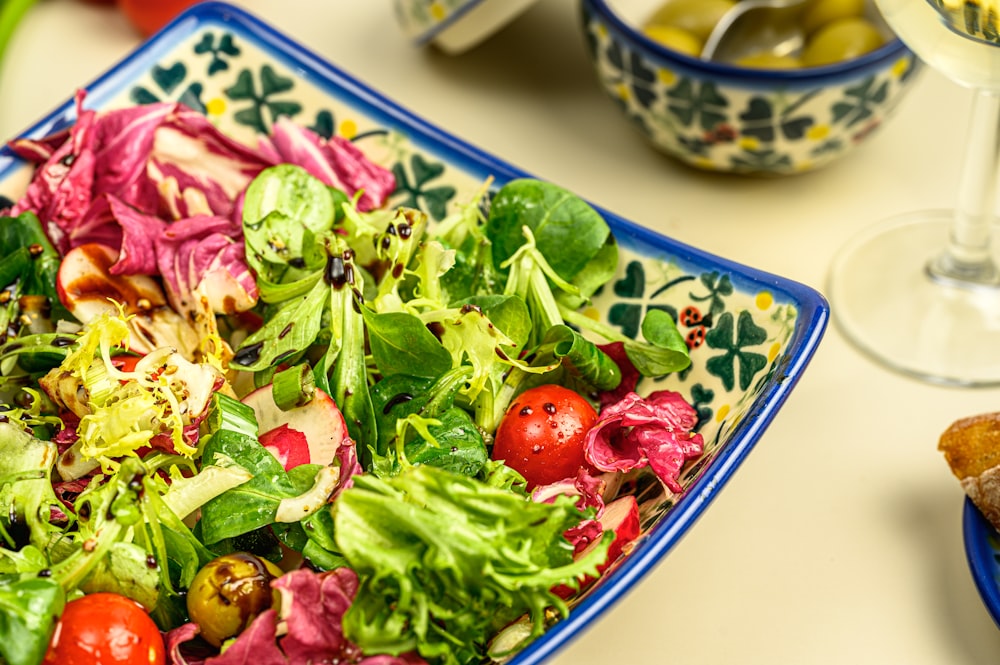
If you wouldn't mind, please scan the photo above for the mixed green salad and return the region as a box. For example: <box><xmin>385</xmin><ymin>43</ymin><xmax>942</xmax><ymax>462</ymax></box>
<box><xmin>0</xmin><ymin>93</ymin><xmax>705</xmax><ymax>665</ymax></box>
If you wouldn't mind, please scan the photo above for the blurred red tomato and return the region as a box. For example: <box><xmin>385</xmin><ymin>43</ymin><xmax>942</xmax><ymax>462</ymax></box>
<box><xmin>117</xmin><ymin>0</ymin><xmax>198</xmax><ymax>36</ymax></box>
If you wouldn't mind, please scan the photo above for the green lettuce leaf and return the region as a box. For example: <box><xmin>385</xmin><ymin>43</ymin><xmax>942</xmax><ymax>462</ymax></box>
<box><xmin>333</xmin><ymin>465</ymin><xmax>611</xmax><ymax>665</ymax></box>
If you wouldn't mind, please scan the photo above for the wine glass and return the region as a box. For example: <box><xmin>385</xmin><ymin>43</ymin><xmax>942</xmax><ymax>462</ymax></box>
<box><xmin>827</xmin><ymin>0</ymin><xmax>1000</xmax><ymax>386</ymax></box>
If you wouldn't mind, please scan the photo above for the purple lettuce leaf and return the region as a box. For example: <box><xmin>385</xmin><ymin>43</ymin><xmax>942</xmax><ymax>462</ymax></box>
<box><xmin>584</xmin><ymin>390</ymin><xmax>704</xmax><ymax>493</ymax></box>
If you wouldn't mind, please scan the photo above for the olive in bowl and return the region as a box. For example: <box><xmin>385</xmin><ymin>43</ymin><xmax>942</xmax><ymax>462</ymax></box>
<box><xmin>579</xmin><ymin>0</ymin><xmax>920</xmax><ymax>175</ymax></box>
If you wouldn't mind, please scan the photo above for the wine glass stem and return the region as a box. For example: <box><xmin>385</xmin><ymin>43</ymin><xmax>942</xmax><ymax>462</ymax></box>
<box><xmin>929</xmin><ymin>88</ymin><xmax>1000</xmax><ymax>286</ymax></box>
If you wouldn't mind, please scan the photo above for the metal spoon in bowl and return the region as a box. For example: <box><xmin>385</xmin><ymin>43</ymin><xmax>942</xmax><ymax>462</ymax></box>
<box><xmin>700</xmin><ymin>0</ymin><xmax>810</xmax><ymax>64</ymax></box>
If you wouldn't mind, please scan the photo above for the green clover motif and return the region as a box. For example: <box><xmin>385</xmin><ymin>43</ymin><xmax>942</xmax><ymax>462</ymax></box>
<box><xmin>309</xmin><ymin>110</ymin><xmax>335</xmax><ymax>139</ymax></box>
<box><xmin>129</xmin><ymin>62</ymin><xmax>205</xmax><ymax>113</ymax></box>
<box><xmin>731</xmin><ymin>147</ymin><xmax>793</xmax><ymax>172</ymax></box>
<box><xmin>688</xmin><ymin>382</ymin><xmax>715</xmax><ymax>431</ymax></box>
<box><xmin>676</xmin><ymin>133</ymin><xmax>712</xmax><ymax>157</ymax></box>
<box><xmin>226</xmin><ymin>65</ymin><xmax>303</xmax><ymax>134</ymax></box>
<box><xmin>705</xmin><ymin>310</ymin><xmax>768</xmax><ymax>391</ymax></box>
<box><xmin>831</xmin><ymin>75</ymin><xmax>888</xmax><ymax>128</ymax></box>
<box><xmin>193</xmin><ymin>32</ymin><xmax>241</xmax><ymax>76</ymax></box>
<box><xmin>739</xmin><ymin>96</ymin><xmax>815</xmax><ymax>142</ymax></box>
<box><xmin>811</xmin><ymin>136</ymin><xmax>845</xmax><ymax>157</ymax></box>
<box><xmin>390</xmin><ymin>154</ymin><xmax>456</xmax><ymax>221</ymax></box>
<box><xmin>689</xmin><ymin>271</ymin><xmax>733</xmax><ymax>316</ymax></box>
<box><xmin>608</xmin><ymin>261</ymin><xmax>680</xmax><ymax>339</ymax></box>
<box><xmin>666</xmin><ymin>78</ymin><xmax>729</xmax><ymax>131</ymax></box>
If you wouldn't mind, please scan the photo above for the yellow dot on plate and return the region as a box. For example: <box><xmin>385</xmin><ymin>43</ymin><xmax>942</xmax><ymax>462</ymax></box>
<box><xmin>581</xmin><ymin>306</ymin><xmax>601</xmax><ymax>321</ymax></box>
<box><xmin>806</xmin><ymin>124</ymin><xmax>830</xmax><ymax>141</ymax></box>
<box><xmin>738</xmin><ymin>136</ymin><xmax>760</xmax><ymax>151</ymax></box>
<box><xmin>615</xmin><ymin>83</ymin><xmax>630</xmax><ymax>102</ymax></box>
<box><xmin>755</xmin><ymin>291</ymin><xmax>773</xmax><ymax>310</ymax></box>
<box><xmin>205</xmin><ymin>97</ymin><xmax>226</xmax><ymax>116</ymax></box>
<box><xmin>430</xmin><ymin>2</ymin><xmax>447</xmax><ymax>21</ymax></box>
<box><xmin>339</xmin><ymin>119</ymin><xmax>358</xmax><ymax>139</ymax></box>
<box><xmin>768</xmin><ymin>341</ymin><xmax>781</xmax><ymax>362</ymax></box>
<box><xmin>715</xmin><ymin>404</ymin><xmax>730</xmax><ymax>422</ymax></box>
<box><xmin>694</xmin><ymin>156</ymin><xmax>715</xmax><ymax>170</ymax></box>
<box><xmin>891</xmin><ymin>57</ymin><xmax>910</xmax><ymax>78</ymax></box>
<box><xmin>657</xmin><ymin>68</ymin><xmax>678</xmax><ymax>85</ymax></box>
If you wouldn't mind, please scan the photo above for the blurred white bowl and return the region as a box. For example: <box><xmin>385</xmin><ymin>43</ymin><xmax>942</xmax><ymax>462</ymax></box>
<box><xmin>393</xmin><ymin>0</ymin><xmax>540</xmax><ymax>54</ymax></box>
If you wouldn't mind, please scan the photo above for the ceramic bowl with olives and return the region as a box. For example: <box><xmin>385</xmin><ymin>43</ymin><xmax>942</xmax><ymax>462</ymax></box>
<box><xmin>579</xmin><ymin>0</ymin><xmax>920</xmax><ymax>175</ymax></box>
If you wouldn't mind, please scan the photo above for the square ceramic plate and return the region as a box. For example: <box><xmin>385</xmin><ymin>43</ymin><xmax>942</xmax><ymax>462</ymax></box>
<box><xmin>0</xmin><ymin>3</ymin><xmax>829</xmax><ymax>663</ymax></box>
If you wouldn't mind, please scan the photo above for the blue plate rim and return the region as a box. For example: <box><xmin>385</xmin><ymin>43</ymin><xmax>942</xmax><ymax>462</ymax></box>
<box><xmin>963</xmin><ymin>497</ymin><xmax>1000</xmax><ymax>629</ymax></box>
<box><xmin>0</xmin><ymin>3</ymin><xmax>831</xmax><ymax>663</ymax></box>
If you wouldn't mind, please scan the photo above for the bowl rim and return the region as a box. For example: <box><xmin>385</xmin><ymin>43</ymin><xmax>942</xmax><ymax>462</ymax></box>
<box><xmin>404</xmin><ymin>0</ymin><xmax>487</xmax><ymax>45</ymax></box>
<box><xmin>0</xmin><ymin>3</ymin><xmax>831</xmax><ymax>663</ymax></box>
<box><xmin>582</xmin><ymin>0</ymin><xmax>913</xmax><ymax>83</ymax></box>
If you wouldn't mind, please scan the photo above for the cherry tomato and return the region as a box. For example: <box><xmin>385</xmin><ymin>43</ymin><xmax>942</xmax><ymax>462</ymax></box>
<box><xmin>43</xmin><ymin>592</ymin><xmax>165</xmax><ymax>665</ymax></box>
<box><xmin>116</xmin><ymin>0</ymin><xmax>199</xmax><ymax>36</ymax></box>
<box><xmin>112</xmin><ymin>353</ymin><xmax>143</xmax><ymax>373</ymax></box>
<box><xmin>492</xmin><ymin>384</ymin><xmax>598</xmax><ymax>488</ymax></box>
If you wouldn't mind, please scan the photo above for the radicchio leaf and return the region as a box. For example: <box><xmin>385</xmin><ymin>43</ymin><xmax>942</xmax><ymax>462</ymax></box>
<box><xmin>260</xmin><ymin>116</ymin><xmax>394</xmax><ymax>212</ymax></box>
<box><xmin>166</xmin><ymin>568</ymin><xmax>428</xmax><ymax>665</ymax></box>
<box><xmin>584</xmin><ymin>390</ymin><xmax>704</xmax><ymax>493</ymax></box>
<box><xmin>154</xmin><ymin>214</ymin><xmax>257</xmax><ymax>314</ymax></box>
<box><xmin>8</xmin><ymin>91</ymin><xmax>396</xmax><ymax>321</ymax></box>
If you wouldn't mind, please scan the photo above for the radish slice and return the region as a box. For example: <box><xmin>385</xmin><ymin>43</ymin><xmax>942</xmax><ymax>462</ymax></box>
<box><xmin>241</xmin><ymin>384</ymin><xmax>349</xmax><ymax>470</ymax></box>
<box><xmin>57</xmin><ymin>243</ymin><xmax>199</xmax><ymax>356</ymax></box>
<box><xmin>592</xmin><ymin>494</ymin><xmax>641</xmax><ymax>574</ymax></box>
<box><xmin>553</xmin><ymin>493</ymin><xmax>641</xmax><ymax>599</ymax></box>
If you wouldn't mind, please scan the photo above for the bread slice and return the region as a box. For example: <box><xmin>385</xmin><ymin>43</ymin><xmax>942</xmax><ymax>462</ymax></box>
<box><xmin>939</xmin><ymin>412</ymin><xmax>1000</xmax><ymax>530</ymax></box>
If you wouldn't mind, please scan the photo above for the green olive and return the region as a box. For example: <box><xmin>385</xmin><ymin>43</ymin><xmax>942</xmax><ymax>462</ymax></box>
<box><xmin>736</xmin><ymin>52</ymin><xmax>803</xmax><ymax>69</ymax></box>
<box><xmin>643</xmin><ymin>24</ymin><xmax>703</xmax><ymax>56</ymax></box>
<box><xmin>800</xmin><ymin>0</ymin><xmax>866</xmax><ymax>35</ymax></box>
<box><xmin>645</xmin><ymin>0</ymin><xmax>737</xmax><ymax>42</ymax></box>
<box><xmin>186</xmin><ymin>552</ymin><xmax>284</xmax><ymax>647</ymax></box>
<box><xmin>801</xmin><ymin>17</ymin><xmax>885</xmax><ymax>67</ymax></box>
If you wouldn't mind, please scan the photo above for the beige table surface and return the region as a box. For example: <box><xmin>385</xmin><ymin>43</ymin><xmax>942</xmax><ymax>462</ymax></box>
<box><xmin>4</xmin><ymin>1</ymin><xmax>1000</xmax><ymax>663</ymax></box>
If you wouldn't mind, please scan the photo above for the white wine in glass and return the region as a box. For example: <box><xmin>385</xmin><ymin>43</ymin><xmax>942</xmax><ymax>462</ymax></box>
<box><xmin>828</xmin><ymin>0</ymin><xmax>1000</xmax><ymax>386</ymax></box>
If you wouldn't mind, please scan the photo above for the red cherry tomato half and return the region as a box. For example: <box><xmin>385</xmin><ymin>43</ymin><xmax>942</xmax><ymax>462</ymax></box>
<box><xmin>116</xmin><ymin>0</ymin><xmax>198</xmax><ymax>36</ymax></box>
<box><xmin>492</xmin><ymin>384</ymin><xmax>598</xmax><ymax>488</ymax></box>
<box><xmin>111</xmin><ymin>354</ymin><xmax>143</xmax><ymax>373</ymax></box>
<box><xmin>43</xmin><ymin>593</ymin><xmax>166</xmax><ymax>665</ymax></box>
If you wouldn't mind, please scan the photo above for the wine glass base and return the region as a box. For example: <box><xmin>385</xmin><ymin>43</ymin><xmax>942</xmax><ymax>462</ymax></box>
<box><xmin>828</xmin><ymin>209</ymin><xmax>1000</xmax><ymax>387</ymax></box>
